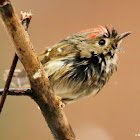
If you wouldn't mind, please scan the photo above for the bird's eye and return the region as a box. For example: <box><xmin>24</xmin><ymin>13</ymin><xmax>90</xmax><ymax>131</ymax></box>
<box><xmin>98</xmin><ymin>39</ymin><xmax>106</xmax><ymax>46</ymax></box>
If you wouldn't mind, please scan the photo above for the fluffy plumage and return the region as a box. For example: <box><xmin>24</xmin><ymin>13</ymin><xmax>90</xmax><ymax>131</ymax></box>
<box><xmin>11</xmin><ymin>26</ymin><xmax>130</xmax><ymax>104</ymax></box>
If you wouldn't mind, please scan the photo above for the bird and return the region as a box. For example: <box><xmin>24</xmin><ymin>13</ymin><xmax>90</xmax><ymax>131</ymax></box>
<box><xmin>11</xmin><ymin>25</ymin><xmax>131</xmax><ymax>104</ymax></box>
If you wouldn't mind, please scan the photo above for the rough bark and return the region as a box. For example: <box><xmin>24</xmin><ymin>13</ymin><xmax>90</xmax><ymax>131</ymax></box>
<box><xmin>0</xmin><ymin>0</ymin><xmax>76</xmax><ymax>139</ymax></box>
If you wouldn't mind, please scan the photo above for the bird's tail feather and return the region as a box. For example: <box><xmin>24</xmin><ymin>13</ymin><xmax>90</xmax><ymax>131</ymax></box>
<box><xmin>4</xmin><ymin>69</ymin><xmax>30</xmax><ymax>88</ymax></box>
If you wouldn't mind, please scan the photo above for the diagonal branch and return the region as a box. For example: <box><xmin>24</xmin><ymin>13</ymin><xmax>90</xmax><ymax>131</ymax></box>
<box><xmin>0</xmin><ymin>53</ymin><xmax>18</xmax><ymax>113</ymax></box>
<box><xmin>0</xmin><ymin>0</ymin><xmax>76</xmax><ymax>140</ymax></box>
<box><xmin>0</xmin><ymin>11</ymin><xmax>32</xmax><ymax>113</ymax></box>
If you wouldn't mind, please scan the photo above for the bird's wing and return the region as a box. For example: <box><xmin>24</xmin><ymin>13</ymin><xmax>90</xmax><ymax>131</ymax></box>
<box><xmin>38</xmin><ymin>39</ymin><xmax>79</xmax><ymax>65</ymax></box>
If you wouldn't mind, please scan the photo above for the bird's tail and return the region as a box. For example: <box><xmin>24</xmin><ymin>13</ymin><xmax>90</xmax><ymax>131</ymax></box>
<box><xmin>4</xmin><ymin>69</ymin><xmax>30</xmax><ymax>88</ymax></box>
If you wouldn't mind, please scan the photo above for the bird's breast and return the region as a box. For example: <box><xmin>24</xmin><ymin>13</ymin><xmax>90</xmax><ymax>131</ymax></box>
<box><xmin>44</xmin><ymin>53</ymin><xmax>118</xmax><ymax>103</ymax></box>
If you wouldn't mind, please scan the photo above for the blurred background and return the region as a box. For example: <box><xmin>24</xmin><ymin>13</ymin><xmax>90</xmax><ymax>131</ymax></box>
<box><xmin>0</xmin><ymin>0</ymin><xmax>139</xmax><ymax>140</ymax></box>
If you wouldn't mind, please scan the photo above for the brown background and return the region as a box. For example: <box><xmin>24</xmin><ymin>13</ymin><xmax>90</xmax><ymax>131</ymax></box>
<box><xmin>0</xmin><ymin>0</ymin><xmax>139</xmax><ymax>140</ymax></box>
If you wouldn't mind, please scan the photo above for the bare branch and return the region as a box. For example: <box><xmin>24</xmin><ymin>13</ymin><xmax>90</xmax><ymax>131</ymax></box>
<box><xmin>0</xmin><ymin>88</ymin><xmax>32</xmax><ymax>96</ymax></box>
<box><xmin>0</xmin><ymin>53</ymin><xmax>18</xmax><ymax>112</ymax></box>
<box><xmin>0</xmin><ymin>11</ymin><xmax>32</xmax><ymax>113</ymax></box>
<box><xmin>0</xmin><ymin>0</ymin><xmax>76</xmax><ymax>140</ymax></box>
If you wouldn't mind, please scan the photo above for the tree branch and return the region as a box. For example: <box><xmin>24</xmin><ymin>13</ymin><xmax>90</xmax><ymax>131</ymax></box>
<box><xmin>0</xmin><ymin>88</ymin><xmax>32</xmax><ymax>96</ymax></box>
<box><xmin>0</xmin><ymin>0</ymin><xmax>76</xmax><ymax>140</ymax></box>
<box><xmin>0</xmin><ymin>11</ymin><xmax>32</xmax><ymax>113</ymax></box>
<box><xmin>0</xmin><ymin>53</ymin><xmax>18</xmax><ymax>112</ymax></box>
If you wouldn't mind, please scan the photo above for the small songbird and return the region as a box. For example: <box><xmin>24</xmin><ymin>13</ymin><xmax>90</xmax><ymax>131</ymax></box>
<box><xmin>11</xmin><ymin>26</ymin><xmax>130</xmax><ymax>104</ymax></box>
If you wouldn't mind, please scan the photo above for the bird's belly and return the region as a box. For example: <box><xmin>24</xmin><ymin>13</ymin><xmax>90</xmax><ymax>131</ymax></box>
<box><xmin>47</xmin><ymin>55</ymin><xmax>117</xmax><ymax>103</ymax></box>
<box><xmin>52</xmin><ymin>75</ymin><xmax>103</xmax><ymax>103</ymax></box>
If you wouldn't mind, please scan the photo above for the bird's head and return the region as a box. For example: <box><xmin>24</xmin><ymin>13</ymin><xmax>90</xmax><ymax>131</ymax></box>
<box><xmin>78</xmin><ymin>26</ymin><xmax>131</xmax><ymax>58</ymax></box>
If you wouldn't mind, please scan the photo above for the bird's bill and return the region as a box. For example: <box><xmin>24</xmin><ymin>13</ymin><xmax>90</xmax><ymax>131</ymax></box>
<box><xmin>116</xmin><ymin>32</ymin><xmax>131</xmax><ymax>42</ymax></box>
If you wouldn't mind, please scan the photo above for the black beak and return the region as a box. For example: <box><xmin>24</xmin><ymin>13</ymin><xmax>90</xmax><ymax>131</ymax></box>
<box><xmin>116</xmin><ymin>32</ymin><xmax>131</xmax><ymax>42</ymax></box>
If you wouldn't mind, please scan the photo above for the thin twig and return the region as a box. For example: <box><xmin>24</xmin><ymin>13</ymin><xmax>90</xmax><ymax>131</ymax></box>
<box><xmin>0</xmin><ymin>88</ymin><xmax>32</xmax><ymax>96</ymax></box>
<box><xmin>0</xmin><ymin>53</ymin><xmax>18</xmax><ymax>113</ymax></box>
<box><xmin>0</xmin><ymin>11</ymin><xmax>32</xmax><ymax>113</ymax></box>
<box><xmin>0</xmin><ymin>1</ymin><xmax>76</xmax><ymax>140</ymax></box>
